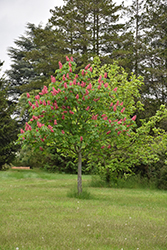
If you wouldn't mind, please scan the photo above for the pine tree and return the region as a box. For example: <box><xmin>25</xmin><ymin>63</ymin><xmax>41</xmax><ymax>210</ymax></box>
<box><xmin>0</xmin><ymin>62</ymin><xmax>18</xmax><ymax>169</ymax></box>
<box><xmin>138</xmin><ymin>0</ymin><xmax>167</xmax><ymax>121</ymax></box>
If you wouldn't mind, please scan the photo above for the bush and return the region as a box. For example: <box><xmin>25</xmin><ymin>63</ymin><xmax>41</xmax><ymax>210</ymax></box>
<box><xmin>157</xmin><ymin>166</ymin><xmax>167</xmax><ymax>190</ymax></box>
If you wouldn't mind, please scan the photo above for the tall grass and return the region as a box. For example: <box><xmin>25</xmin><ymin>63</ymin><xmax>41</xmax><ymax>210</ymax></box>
<box><xmin>0</xmin><ymin>169</ymin><xmax>167</xmax><ymax>250</ymax></box>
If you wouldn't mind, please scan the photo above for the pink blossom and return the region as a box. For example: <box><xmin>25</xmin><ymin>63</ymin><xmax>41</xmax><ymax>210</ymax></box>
<box><xmin>64</xmin><ymin>82</ymin><xmax>68</xmax><ymax>88</ymax></box>
<box><xmin>32</xmin><ymin>105</ymin><xmax>35</xmax><ymax>109</ymax></box>
<box><xmin>120</xmin><ymin>102</ymin><xmax>123</xmax><ymax>106</ymax></box>
<box><xmin>35</xmin><ymin>101</ymin><xmax>39</xmax><ymax>107</ymax></box>
<box><xmin>106</xmin><ymin>131</ymin><xmax>111</xmax><ymax>134</ymax></box>
<box><xmin>87</xmin><ymin>83</ymin><xmax>92</xmax><ymax>90</ymax></box>
<box><xmin>65</xmin><ymin>96</ymin><xmax>68</xmax><ymax>100</ymax></box>
<box><xmin>76</xmin><ymin>94</ymin><xmax>79</xmax><ymax>99</ymax></box>
<box><xmin>62</xmin><ymin>115</ymin><xmax>65</xmax><ymax>120</ymax></box>
<box><xmin>110</xmin><ymin>103</ymin><xmax>113</xmax><ymax>107</ymax></box>
<box><xmin>69</xmin><ymin>110</ymin><xmax>74</xmax><ymax>114</ymax></box>
<box><xmin>59</xmin><ymin>61</ymin><xmax>63</xmax><ymax>69</ymax></box>
<box><xmin>61</xmin><ymin>130</ymin><xmax>65</xmax><ymax>134</ymax></box>
<box><xmin>85</xmin><ymin>64</ymin><xmax>91</xmax><ymax>70</ymax></box>
<box><xmin>117</xmin><ymin>131</ymin><xmax>122</xmax><ymax>135</ymax></box>
<box><xmin>116</xmin><ymin>100</ymin><xmax>119</xmax><ymax>106</ymax></box>
<box><xmin>117</xmin><ymin>120</ymin><xmax>122</xmax><ymax>124</ymax></box>
<box><xmin>98</xmin><ymin>83</ymin><xmax>101</xmax><ymax>89</ymax></box>
<box><xmin>113</xmin><ymin>87</ymin><xmax>117</xmax><ymax>92</ymax></box>
<box><xmin>20</xmin><ymin>129</ymin><xmax>25</xmax><ymax>134</ymax></box>
<box><xmin>63</xmin><ymin>74</ymin><xmax>66</xmax><ymax>81</ymax></box>
<box><xmin>113</xmin><ymin>105</ymin><xmax>117</xmax><ymax>112</ymax></box>
<box><xmin>47</xmin><ymin>100</ymin><xmax>51</xmax><ymax>105</ymax></box>
<box><xmin>51</xmin><ymin>75</ymin><xmax>56</xmax><ymax>83</ymax></box>
<box><xmin>107</xmin><ymin>145</ymin><xmax>111</xmax><ymax>148</ymax></box>
<box><xmin>42</xmin><ymin>86</ymin><xmax>48</xmax><ymax>95</ymax></box>
<box><xmin>86</xmin><ymin>106</ymin><xmax>90</xmax><ymax>111</ymax></box>
<box><xmin>40</xmin><ymin>147</ymin><xmax>44</xmax><ymax>151</ymax></box>
<box><xmin>123</xmin><ymin>117</ymin><xmax>126</xmax><ymax>121</ymax></box>
<box><xmin>66</xmin><ymin>56</ymin><xmax>70</xmax><ymax>61</ymax></box>
<box><xmin>104</xmin><ymin>83</ymin><xmax>108</xmax><ymax>88</ymax></box>
<box><xmin>75</xmin><ymin>74</ymin><xmax>79</xmax><ymax>78</ymax></box>
<box><xmin>80</xmin><ymin>136</ymin><xmax>83</xmax><ymax>142</ymax></box>
<box><xmin>39</xmin><ymin>100</ymin><xmax>43</xmax><ymax>105</ymax></box>
<box><xmin>101</xmin><ymin>114</ymin><xmax>107</xmax><ymax>117</ymax></box>
<box><xmin>43</xmin><ymin>100</ymin><xmax>46</xmax><ymax>106</ymax></box>
<box><xmin>50</xmin><ymin>106</ymin><xmax>54</xmax><ymax>110</ymax></box>
<box><xmin>52</xmin><ymin>104</ymin><xmax>57</xmax><ymax>109</ymax></box>
<box><xmin>35</xmin><ymin>95</ymin><xmax>40</xmax><ymax>100</ymax></box>
<box><xmin>37</xmin><ymin>121</ymin><xmax>42</xmax><ymax>128</ymax></box>
<box><xmin>121</xmin><ymin>107</ymin><xmax>125</xmax><ymax>113</ymax></box>
<box><xmin>33</xmin><ymin>115</ymin><xmax>38</xmax><ymax>120</ymax></box>
<box><xmin>109</xmin><ymin>119</ymin><xmax>111</xmax><ymax>123</ymax></box>
<box><xmin>73</xmin><ymin>79</ymin><xmax>76</xmax><ymax>85</ymax></box>
<box><xmin>48</xmin><ymin>125</ymin><xmax>53</xmax><ymax>130</ymax></box>
<box><xmin>70</xmin><ymin>57</ymin><xmax>74</xmax><ymax>61</ymax></box>
<box><xmin>101</xmin><ymin>146</ymin><xmax>105</xmax><ymax>149</ymax></box>
<box><xmin>103</xmin><ymin>116</ymin><xmax>108</xmax><ymax>120</ymax></box>
<box><xmin>132</xmin><ymin>115</ymin><xmax>136</xmax><ymax>121</ymax></box>
<box><xmin>104</xmin><ymin>72</ymin><xmax>107</xmax><ymax>78</ymax></box>
<box><xmin>54</xmin><ymin>120</ymin><xmax>57</xmax><ymax>125</ymax></box>
<box><xmin>85</xmin><ymin>89</ymin><xmax>89</xmax><ymax>95</ymax></box>
<box><xmin>89</xmin><ymin>66</ymin><xmax>93</xmax><ymax>72</ymax></box>
<box><xmin>92</xmin><ymin>114</ymin><xmax>98</xmax><ymax>120</ymax></box>
<box><xmin>81</xmin><ymin>81</ymin><xmax>86</xmax><ymax>87</ymax></box>
<box><xmin>28</xmin><ymin>101</ymin><xmax>32</xmax><ymax>106</ymax></box>
<box><xmin>81</xmin><ymin>70</ymin><xmax>84</xmax><ymax>76</ymax></box>
<box><xmin>26</xmin><ymin>93</ymin><xmax>30</xmax><ymax>98</ymax></box>
<box><xmin>98</xmin><ymin>75</ymin><xmax>102</xmax><ymax>83</ymax></box>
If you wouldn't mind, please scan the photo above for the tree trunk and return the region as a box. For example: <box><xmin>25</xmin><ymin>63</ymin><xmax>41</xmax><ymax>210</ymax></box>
<box><xmin>77</xmin><ymin>150</ymin><xmax>82</xmax><ymax>194</ymax></box>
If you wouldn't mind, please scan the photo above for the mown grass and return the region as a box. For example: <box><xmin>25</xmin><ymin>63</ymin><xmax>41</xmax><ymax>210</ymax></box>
<box><xmin>0</xmin><ymin>169</ymin><xmax>167</xmax><ymax>250</ymax></box>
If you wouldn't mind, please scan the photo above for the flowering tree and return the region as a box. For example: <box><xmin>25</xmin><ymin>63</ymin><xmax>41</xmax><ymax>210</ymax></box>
<box><xmin>18</xmin><ymin>56</ymin><xmax>136</xmax><ymax>193</ymax></box>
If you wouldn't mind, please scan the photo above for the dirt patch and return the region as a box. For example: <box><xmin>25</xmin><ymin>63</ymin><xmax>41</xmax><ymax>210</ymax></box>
<box><xmin>11</xmin><ymin>166</ymin><xmax>30</xmax><ymax>170</ymax></box>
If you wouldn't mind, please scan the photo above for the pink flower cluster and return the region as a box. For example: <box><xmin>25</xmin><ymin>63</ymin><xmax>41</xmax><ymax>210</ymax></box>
<box><xmin>39</xmin><ymin>86</ymin><xmax>48</xmax><ymax>95</ymax></box>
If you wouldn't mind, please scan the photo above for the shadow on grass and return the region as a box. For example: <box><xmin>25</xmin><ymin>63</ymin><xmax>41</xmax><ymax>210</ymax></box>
<box><xmin>67</xmin><ymin>185</ymin><xmax>93</xmax><ymax>200</ymax></box>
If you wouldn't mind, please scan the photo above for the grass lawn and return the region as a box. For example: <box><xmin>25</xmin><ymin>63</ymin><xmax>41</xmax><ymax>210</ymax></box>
<box><xmin>0</xmin><ymin>169</ymin><xmax>167</xmax><ymax>250</ymax></box>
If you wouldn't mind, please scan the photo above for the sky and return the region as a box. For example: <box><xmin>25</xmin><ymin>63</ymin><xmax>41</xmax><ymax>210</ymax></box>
<box><xmin>0</xmin><ymin>0</ymin><xmax>64</xmax><ymax>75</ymax></box>
<box><xmin>0</xmin><ymin>0</ymin><xmax>129</xmax><ymax>76</ymax></box>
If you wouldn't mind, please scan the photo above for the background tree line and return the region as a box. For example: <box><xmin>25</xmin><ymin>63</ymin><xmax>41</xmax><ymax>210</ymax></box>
<box><xmin>1</xmin><ymin>0</ymin><xmax>167</xmax><ymax>188</ymax></box>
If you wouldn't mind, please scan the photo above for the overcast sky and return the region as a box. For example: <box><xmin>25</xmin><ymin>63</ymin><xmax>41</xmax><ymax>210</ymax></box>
<box><xmin>0</xmin><ymin>0</ymin><xmax>129</xmax><ymax>76</ymax></box>
<box><xmin>0</xmin><ymin>0</ymin><xmax>64</xmax><ymax>75</ymax></box>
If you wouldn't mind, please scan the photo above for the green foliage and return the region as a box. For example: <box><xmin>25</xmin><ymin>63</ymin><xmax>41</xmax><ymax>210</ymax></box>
<box><xmin>0</xmin><ymin>62</ymin><xmax>18</xmax><ymax>169</ymax></box>
<box><xmin>157</xmin><ymin>166</ymin><xmax>167</xmax><ymax>190</ymax></box>
<box><xmin>13</xmin><ymin>145</ymin><xmax>46</xmax><ymax>168</ymax></box>
<box><xmin>89</xmin><ymin>174</ymin><xmax>157</xmax><ymax>189</ymax></box>
<box><xmin>18</xmin><ymin>57</ymin><xmax>138</xmax><ymax>193</ymax></box>
<box><xmin>18</xmin><ymin>58</ymin><xmax>136</xmax><ymax>156</ymax></box>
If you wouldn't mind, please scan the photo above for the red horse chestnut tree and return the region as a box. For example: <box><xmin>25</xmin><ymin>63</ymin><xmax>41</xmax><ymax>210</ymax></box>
<box><xmin>18</xmin><ymin>56</ymin><xmax>136</xmax><ymax>194</ymax></box>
